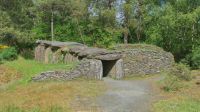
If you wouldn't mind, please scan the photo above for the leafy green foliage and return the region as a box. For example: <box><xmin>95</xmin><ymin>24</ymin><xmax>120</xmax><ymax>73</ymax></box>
<box><xmin>0</xmin><ymin>47</ymin><xmax>17</xmax><ymax>61</ymax></box>
<box><xmin>145</xmin><ymin>3</ymin><xmax>200</xmax><ymax>60</ymax></box>
<box><xmin>0</xmin><ymin>0</ymin><xmax>34</xmax><ymax>30</ymax></box>
<box><xmin>161</xmin><ymin>63</ymin><xmax>191</xmax><ymax>92</ymax></box>
<box><xmin>1</xmin><ymin>0</ymin><xmax>200</xmax><ymax>68</ymax></box>
<box><xmin>191</xmin><ymin>47</ymin><xmax>200</xmax><ymax>69</ymax></box>
<box><xmin>161</xmin><ymin>74</ymin><xmax>182</xmax><ymax>92</ymax></box>
<box><xmin>170</xmin><ymin>63</ymin><xmax>192</xmax><ymax>81</ymax></box>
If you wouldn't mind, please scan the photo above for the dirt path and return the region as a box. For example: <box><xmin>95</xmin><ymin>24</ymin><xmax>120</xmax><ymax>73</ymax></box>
<box><xmin>95</xmin><ymin>77</ymin><xmax>155</xmax><ymax>112</ymax></box>
<box><xmin>71</xmin><ymin>77</ymin><xmax>157</xmax><ymax>112</ymax></box>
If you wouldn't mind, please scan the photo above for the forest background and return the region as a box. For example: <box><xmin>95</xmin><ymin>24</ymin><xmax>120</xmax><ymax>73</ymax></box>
<box><xmin>1</xmin><ymin>0</ymin><xmax>200</xmax><ymax>69</ymax></box>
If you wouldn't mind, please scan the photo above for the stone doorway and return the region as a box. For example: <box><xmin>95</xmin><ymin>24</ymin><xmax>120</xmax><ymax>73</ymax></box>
<box><xmin>101</xmin><ymin>59</ymin><xmax>124</xmax><ymax>79</ymax></box>
<box><xmin>102</xmin><ymin>60</ymin><xmax>117</xmax><ymax>77</ymax></box>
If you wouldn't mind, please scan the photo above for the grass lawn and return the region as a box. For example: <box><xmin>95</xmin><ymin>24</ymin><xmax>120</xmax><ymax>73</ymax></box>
<box><xmin>153</xmin><ymin>71</ymin><xmax>200</xmax><ymax>112</ymax></box>
<box><xmin>3</xmin><ymin>57</ymin><xmax>76</xmax><ymax>85</ymax></box>
<box><xmin>154</xmin><ymin>97</ymin><xmax>200</xmax><ymax>112</ymax></box>
<box><xmin>0</xmin><ymin>57</ymin><xmax>105</xmax><ymax>112</ymax></box>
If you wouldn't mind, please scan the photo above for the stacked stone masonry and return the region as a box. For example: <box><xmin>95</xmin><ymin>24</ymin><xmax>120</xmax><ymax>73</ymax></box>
<box><xmin>33</xmin><ymin>41</ymin><xmax>174</xmax><ymax>81</ymax></box>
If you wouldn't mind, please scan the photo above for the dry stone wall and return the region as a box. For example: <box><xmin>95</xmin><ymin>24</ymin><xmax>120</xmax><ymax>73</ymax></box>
<box><xmin>116</xmin><ymin>44</ymin><xmax>174</xmax><ymax>76</ymax></box>
<box><xmin>32</xmin><ymin>58</ymin><xmax>125</xmax><ymax>81</ymax></box>
<box><xmin>32</xmin><ymin>59</ymin><xmax>103</xmax><ymax>81</ymax></box>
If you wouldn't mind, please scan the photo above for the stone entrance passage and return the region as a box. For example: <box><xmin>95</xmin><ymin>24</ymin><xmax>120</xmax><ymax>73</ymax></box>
<box><xmin>102</xmin><ymin>59</ymin><xmax>124</xmax><ymax>79</ymax></box>
<box><xmin>102</xmin><ymin>60</ymin><xmax>117</xmax><ymax>77</ymax></box>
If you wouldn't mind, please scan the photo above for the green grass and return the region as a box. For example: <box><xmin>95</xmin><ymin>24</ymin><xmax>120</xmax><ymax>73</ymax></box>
<box><xmin>0</xmin><ymin>105</ymin><xmax>62</xmax><ymax>112</ymax></box>
<box><xmin>3</xmin><ymin>57</ymin><xmax>76</xmax><ymax>85</ymax></box>
<box><xmin>0</xmin><ymin>80</ymin><xmax>105</xmax><ymax>112</ymax></box>
<box><xmin>0</xmin><ymin>57</ymin><xmax>105</xmax><ymax>112</ymax></box>
<box><xmin>153</xmin><ymin>71</ymin><xmax>200</xmax><ymax>112</ymax></box>
<box><xmin>154</xmin><ymin>98</ymin><xmax>200</xmax><ymax>112</ymax></box>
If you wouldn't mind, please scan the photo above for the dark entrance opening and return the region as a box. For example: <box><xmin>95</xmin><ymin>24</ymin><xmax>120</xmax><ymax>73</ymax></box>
<box><xmin>102</xmin><ymin>60</ymin><xmax>117</xmax><ymax>77</ymax></box>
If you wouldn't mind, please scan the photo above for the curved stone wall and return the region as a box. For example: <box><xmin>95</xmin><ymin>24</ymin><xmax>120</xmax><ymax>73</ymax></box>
<box><xmin>115</xmin><ymin>44</ymin><xmax>174</xmax><ymax>76</ymax></box>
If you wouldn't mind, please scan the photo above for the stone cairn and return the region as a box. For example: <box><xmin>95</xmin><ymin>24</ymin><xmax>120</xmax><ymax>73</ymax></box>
<box><xmin>33</xmin><ymin>41</ymin><xmax>175</xmax><ymax>81</ymax></box>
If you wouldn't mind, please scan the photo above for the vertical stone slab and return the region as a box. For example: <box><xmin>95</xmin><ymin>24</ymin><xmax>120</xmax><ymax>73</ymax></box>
<box><xmin>34</xmin><ymin>45</ymin><xmax>40</xmax><ymax>61</ymax></box>
<box><xmin>73</xmin><ymin>56</ymin><xmax>79</xmax><ymax>62</ymax></box>
<box><xmin>88</xmin><ymin>59</ymin><xmax>103</xmax><ymax>80</ymax></box>
<box><xmin>64</xmin><ymin>53</ymin><xmax>70</xmax><ymax>64</ymax></box>
<box><xmin>40</xmin><ymin>44</ymin><xmax>46</xmax><ymax>62</ymax></box>
<box><xmin>44</xmin><ymin>47</ymin><xmax>53</xmax><ymax>64</ymax></box>
<box><xmin>35</xmin><ymin>44</ymin><xmax>45</xmax><ymax>62</ymax></box>
<box><xmin>109</xmin><ymin>62</ymin><xmax>117</xmax><ymax>78</ymax></box>
<box><xmin>115</xmin><ymin>59</ymin><xmax>124</xmax><ymax>79</ymax></box>
<box><xmin>64</xmin><ymin>53</ymin><xmax>78</xmax><ymax>64</ymax></box>
<box><xmin>52</xmin><ymin>49</ymin><xmax>62</xmax><ymax>64</ymax></box>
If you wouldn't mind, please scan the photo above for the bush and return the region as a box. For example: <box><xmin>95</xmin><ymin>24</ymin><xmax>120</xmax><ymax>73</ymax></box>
<box><xmin>182</xmin><ymin>47</ymin><xmax>200</xmax><ymax>69</ymax></box>
<box><xmin>170</xmin><ymin>63</ymin><xmax>192</xmax><ymax>81</ymax></box>
<box><xmin>162</xmin><ymin>74</ymin><xmax>182</xmax><ymax>92</ymax></box>
<box><xmin>0</xmin><ymin>47</ymin><xmax>18</xmax><ymax>61</ymax></box>
<box><xmin>161</xmin><ymin>63</ymin><xmax>192</xmax><ymax>92</ymax></box>
<box><xmin>191</xmin><ymin>47</ymin><xmax>200</xmax><ymax>69</ymax></box>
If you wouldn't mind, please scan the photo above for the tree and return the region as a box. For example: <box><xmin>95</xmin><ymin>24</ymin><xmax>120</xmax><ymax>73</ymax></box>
<box><xmin>33</xmin><ymin>0</ymin><xmax>88</xmax><ymax>43</ymax></box>
<box><xmin>144</xmin><ymin>1</ymin><xmax>200</xmax><ymax>61</ymax></box>
<box><xmin>0</xmin><ymin>0</ymin><xmax>34</xmax><ymax>30</ymax></box>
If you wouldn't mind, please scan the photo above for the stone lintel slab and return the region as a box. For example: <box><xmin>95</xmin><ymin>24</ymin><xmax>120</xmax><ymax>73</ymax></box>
<box><xmin>36</xmin><ymin>40</ymin><xmax>85</xmax><ymax>48</ymax></box>
<box><xmin>92</xmin><ymin>54</ymin><xmax>122</xmax><ymax>60</ymax></box>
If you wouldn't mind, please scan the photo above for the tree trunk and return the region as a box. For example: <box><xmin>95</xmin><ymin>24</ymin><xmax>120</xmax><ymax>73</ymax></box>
<box><xmin>76</xmin><ymin>20</ymin><xmax>85</xmax><ymax>45</ymax></box>
<box><xmin>51</xmin><ymin>10</ymin><xmax>54</xmax><ymax>41</ymax></box>
<box><xmin>108</xmin><ymin>0</ymin><xmax>112</xmax><ymax>9</ymax></box>
<box><xmin>124</xmin><ymin>31</ymin><xmax>128</xmax><ymax>44</ymax></box>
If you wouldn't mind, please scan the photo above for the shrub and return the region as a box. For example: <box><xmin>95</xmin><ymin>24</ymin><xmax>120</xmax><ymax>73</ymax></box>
<box><xmin>170</xmin><ymin>63</ymin><xmax>192</xmax><ymax>81</ymax></box>
<box><xmin>0</xmin><ymin>45</ymin><xmax>9</xmax><ymax>49</ymax></box>
<box><xmin>182</xmin><ymin>47</ymin><xmax>200</xmax><ymax>69</ymax></box>
<box><xmin>162</xmin><ymin>74</ymin><xmax>182</xmax><ymax>92</ymax></box>
<box><xmin>191</xmin><ymin>47</ymin><xmax>200</xmax><ymax>69</ymax></box>
<box><xmin>0</xmin><ymin>47</ymin><xmax>18</xmax><ymax>61</ymax></box>
<box><xmin>161</xmin><ymin>63</ymin><xmax>192</xmax><ymax>92</ymax></box>
<box><xmin>20</xmin><ymin>49</ymin><xmax>34</xmax><ymax>59</ymax></box>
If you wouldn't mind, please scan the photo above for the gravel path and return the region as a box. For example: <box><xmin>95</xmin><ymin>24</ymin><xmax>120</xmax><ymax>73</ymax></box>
<box><xmin>71</xmin><ymin>77</ymin><xmax>157</xmax><ymax>112</ymax></box>
<box><xmin>96</xmin><ymin>77</ymin><xmax>154</xmax><ymax>112</ymax></box>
